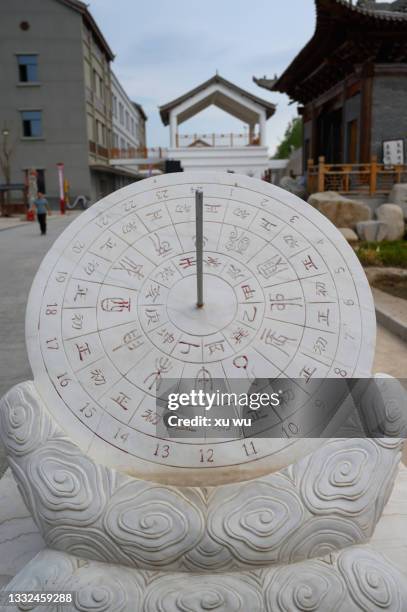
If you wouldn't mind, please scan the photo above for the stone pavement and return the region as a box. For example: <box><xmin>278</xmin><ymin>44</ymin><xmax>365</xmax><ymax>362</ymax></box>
<box><xmin>374</xmin><ymin>323</ymin><xmax>407</xmax><ymax>377</ymax></box>
<box><xmin>0</xmin><ymin>213</ymin><xmax>82</xmax><ymax>475</ymax></box>
<box><xmin>0</xmin><ymin>216</ymin><xmax>29</xmax><ymax>231</ymax></box>
<box><xmin>0</xmin><ymin>213</ymin><xmax>406</xmax><ymax>475</ymax></box>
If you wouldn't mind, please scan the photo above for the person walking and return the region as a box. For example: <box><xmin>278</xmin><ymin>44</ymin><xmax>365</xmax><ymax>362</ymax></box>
<box><xmin>32</xmin><ymin>192</ymin><xmax>51</xmax><ymax>235</ymax></box>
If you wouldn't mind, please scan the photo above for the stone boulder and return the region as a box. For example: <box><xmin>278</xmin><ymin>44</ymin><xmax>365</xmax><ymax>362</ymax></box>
<box><xmin>356</xmin><ymin>220</ymin><xmax>388</xmax><ymax>242</ymax></box>
<box><xmin>389</xmin><ymin>184</ymin><xmax>407</xmax><ymax>220</ymax></box>
<box><xmin>308</xmin><ymin>191</ymin><xmax>371</xmax><ymax>229</ymax></box>
<box><xmin>376</xmin><ymin>204</ymin><xmax>405</xmax><ymax>241</ymax></box>
<box><xmin>279</xmin><ymin>175</ymin><xmax>307</xmax><ymax>200</ymax></box>
<box><xmin>339</xmin><ymin>228</ymin><xmax>359</xmax><ymax>244</ymax></box>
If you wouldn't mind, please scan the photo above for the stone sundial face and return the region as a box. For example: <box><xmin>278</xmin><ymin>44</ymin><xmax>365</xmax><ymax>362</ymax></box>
<box><xmin>26</xmin><ymin>172</ymin><xmax>376</xmax><ymax>485</ymax></box>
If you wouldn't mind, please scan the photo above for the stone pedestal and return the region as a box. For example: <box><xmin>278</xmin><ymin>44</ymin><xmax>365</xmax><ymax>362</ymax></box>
<box><xmin>0</xmin><ymin>381</ymin><xmax>406</xmax><ymax>610</ymax></box>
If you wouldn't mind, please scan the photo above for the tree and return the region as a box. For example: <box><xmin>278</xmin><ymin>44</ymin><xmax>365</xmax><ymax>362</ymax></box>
<box><xmin>273</xmin><ymin>117</ymin><xmax>303</xmax><ymax>159</ymax></box>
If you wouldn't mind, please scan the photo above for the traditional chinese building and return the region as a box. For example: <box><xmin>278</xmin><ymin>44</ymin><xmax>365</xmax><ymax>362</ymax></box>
<box><xmin>159</xmin><ymin>74</ymin><xmax>276</xmax><ymax>178</ymax></box>
<box><xmin>255</xmin><ymin>0</ymin><xmax>407</xmax><ymax>169</ymax></box>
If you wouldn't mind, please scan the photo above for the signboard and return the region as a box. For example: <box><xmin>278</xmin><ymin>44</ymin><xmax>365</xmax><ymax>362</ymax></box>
<box><xmin>383</xmin><ymin>139</ymin><xmax>404</xmax><ymax>166</ymax></box>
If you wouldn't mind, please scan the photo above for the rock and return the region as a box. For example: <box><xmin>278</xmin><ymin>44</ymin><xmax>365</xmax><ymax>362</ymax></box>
<box><xmin>308</xmin><ymin>191</ymin><xmax>371</xmax><ymax>229</ymax></box>
<box><xmin>356</xmin><ymin>220</ymin><xmax>388</xmax><ymax>242</ymax></box>
<box><xmin>339</xmin><ymin>228</ymin><xmax>359</xmax><ymax>243</ymax></box>
<box><xmin>389</xmin><ymin>184</ymin><xmax>407</xmax><ymax>220</ymax></box>
<box><xmin>376</xmin><ymin>204</ymin><xmax>405</xmax><ymax>241</ymax></box>
<box><xmin>279</xmin><ymin>175</ymin><xmax>307</xmax><ymax>200</ymax></box>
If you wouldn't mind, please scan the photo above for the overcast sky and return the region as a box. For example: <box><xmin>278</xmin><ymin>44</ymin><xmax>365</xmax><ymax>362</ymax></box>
<box><xmin>89</xmin><ymin>0</ymin><xmax>316</xmax><ymax>155</ymax></box>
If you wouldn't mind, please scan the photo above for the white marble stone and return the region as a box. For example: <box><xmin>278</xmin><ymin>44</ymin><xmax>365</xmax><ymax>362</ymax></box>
<box><xmin>2</xmin><ymin>546</ymin><xmax>407</xmax><ymax>611</ymax></box>
<box><xmin>370</xmin><ymin>464</ymin><xmax>407</xmax><ymax>579</ymax></box>
<box><xmin>0</xmin><ymin>469</ymin><xmax>45</xmax><ymax>587</ymax></box>
<box><xmin>0</xmin><ymin>381</ymin><xmax>403</xmax><ymax>573</ymax></box>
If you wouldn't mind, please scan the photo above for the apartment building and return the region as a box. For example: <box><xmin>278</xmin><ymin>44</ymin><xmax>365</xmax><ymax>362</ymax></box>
<box><xmin>111</xmin><ymin>72</ymin><xmax>147</xmax><ymax>152</ymax></box>
<box><xmin>0</xmin><ymin>0</ymin><xmax>147</xmax><ymax>205</ymax></box>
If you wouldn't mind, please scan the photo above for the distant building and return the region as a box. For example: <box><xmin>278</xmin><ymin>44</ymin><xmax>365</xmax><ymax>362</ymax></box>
<box><xmin>255</xmin><ymin>0</ymin><xmax>407</xmax><ymax>168</ymax></box>
<box><xmin>110</xmin><ymin>72</ymin><xmax>147</xmax><ymax>189</ymax></box>
<box><xmin>159</xmin><ymin>74</ymin><xmax>276</xmax><ymax>178</ymax></box>
<box><xmin>111</xmin><ymin>72</ymin><xmax>147</xmax><ymax>153</ymax></box>
<box><xmin>0</xmin><ymin>0</ymin><xmax>146</xmax><ymax>205</ymax></box>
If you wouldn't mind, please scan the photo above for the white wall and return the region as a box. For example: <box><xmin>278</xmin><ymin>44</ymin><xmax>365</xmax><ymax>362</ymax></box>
<box><xmin>167</xmin><ymin>146</ymin><xmax>270</xmax><ymax>178</ymax></box>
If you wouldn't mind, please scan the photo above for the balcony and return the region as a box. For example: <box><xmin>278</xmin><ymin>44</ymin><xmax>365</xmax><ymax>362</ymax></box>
<box><xmin>175</xmin><ymin>132</ymin><xmax>260</xmax><ymax>148</ymax></box>
<box><xmin>110</xmin><ymin>147</ymin><xmax>167</xmax><ymax>161</ymax></box>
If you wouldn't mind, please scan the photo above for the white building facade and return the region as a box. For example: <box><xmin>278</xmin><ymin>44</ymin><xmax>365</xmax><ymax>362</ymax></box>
<box><xmin>111</xmin><ymin>71</ymin><xmax>147</xmax><ymax>154</ymax></box>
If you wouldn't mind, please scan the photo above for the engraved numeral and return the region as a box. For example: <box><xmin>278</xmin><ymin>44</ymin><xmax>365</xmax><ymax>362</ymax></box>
<box><xmin>79</xmin><ymin>403</ymin><xmax>96</xmax><ymax>419</ymax></box>
<box><xmin>200</xmin><ymin>448</ymin><xmax>214</xmax><ymax>463</ymax></box>
<box><xmin>334</xmin><ymin>367</ymin><xmax>347</xmax><ymax>377</ymax></box>
<box><xmin>243</xmin><ymin>441</ymin><xmax>257</xmax><ymax>456</ymax></box>
<box><xmin>282</xmin><ymin>422</ymin><xmax>299</xmax><ymax>437</ymax></box>
<box><xmin>46</xmin><ymin>337</ymin><xmax>59</xmax><ymax>350</ymax></box>
<box><xmin>72</xmin><ymin>241</ymin><xmax>85</xmax><ymax>254</ymax></box>
<box><xmin>45</xmin><ymin>303</ymin><xmax>58</xmax><ymax>315</ymax></box>
<box><xmin>114</xmin><ymin>428</ymin><xmax>129</xmax><ymax>443</ymax></box>
<box><xmin>57</xmin><ymin>373</ymin><xmax>71</xmax><ymax>387</ymax></box>
<box><xmin>55</xmin><ymin>271</ymin><xmax>68</xmax><ymax>283</ymax></box>
<box><xmin>153</xmin><ymin>443</ymin><xmax>170</xmax><ymax>459</ymax></box>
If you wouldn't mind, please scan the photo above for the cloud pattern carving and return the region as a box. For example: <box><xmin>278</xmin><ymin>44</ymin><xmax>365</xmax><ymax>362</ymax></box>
<box><xmin>3</xmin><ymin>548</ymin><xmax>407</xmax><ymax>611</ymax></box>
<box><xmin>0</xmin><ymin>382</ymin><xmax>403</xmax><ymax>572</ymax></box>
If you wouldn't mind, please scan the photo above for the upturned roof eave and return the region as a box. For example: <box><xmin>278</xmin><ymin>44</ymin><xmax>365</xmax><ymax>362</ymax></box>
<box><xmin>272</xmin><ymin>0</ymin><xmax>407</xmax><ymax>98</ymax></box>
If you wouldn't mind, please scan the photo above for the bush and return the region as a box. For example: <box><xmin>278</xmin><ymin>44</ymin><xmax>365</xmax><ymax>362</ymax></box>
<box><xmin>354</xmin><ymin>241</ymin><xmax>407</xmax><ymax>268</ymax></box>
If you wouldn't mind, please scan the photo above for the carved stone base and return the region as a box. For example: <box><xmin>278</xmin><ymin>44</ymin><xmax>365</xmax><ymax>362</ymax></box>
<box><xmin>1</xmin><ymin>380</ymin><xmax>406</xmax><ymax>610</ymax></box>
<box><xmin>0</xmin><ymin>382</ymin><xmax>403</xmax><ymax>572</ymax></box>
<box><xmin>3</xmin><ymin>547</ymin><xmax>407</xmax><ymax>611</ymax></box>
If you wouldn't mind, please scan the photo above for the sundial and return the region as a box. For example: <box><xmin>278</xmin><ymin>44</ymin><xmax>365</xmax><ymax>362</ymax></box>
<box><xmin>26</xmin><ymin>172</ymin><xmax>376</xmax><ymax>485</ymax></box>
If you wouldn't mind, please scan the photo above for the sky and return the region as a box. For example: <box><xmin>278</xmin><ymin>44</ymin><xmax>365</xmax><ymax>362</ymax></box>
<box><xmin>88</xmin><ymin>0</ymin><xmax>316</xmax><ymax>155</ymax></box>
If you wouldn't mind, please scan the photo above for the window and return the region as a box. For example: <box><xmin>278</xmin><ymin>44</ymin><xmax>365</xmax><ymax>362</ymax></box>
<box><xmin>87</xmin><ymin>113</ymin><xmax>94</xmax><ymax>140</ymax></box>
<box><xmin>99</xmin><ymin>76</ymin><xmax>104</xmax><ymax>101</ymax></box>
<box><xmin>25</xmin><ymin>169</ymin><xmax>46</xmax><ymax>192</ymax></box>
<box><xmin>96</xmin><ymin>120</ymin><xmax>105</xmax><ymax>145</ymax></box>
<box><xmin>112</xmin><ymin>94</ymin><xmax>117</xmax><ymax>117</ymax></box>
<box><xmin>125</xmin><ymin>111</ymin><xmax>129</xmax><ymax>131</ymax></box>
<box><xmin>93</xmin><ymin>69</ymin><xmax>100</xmax><ymax>97</ymax></box>
<box><xmin>17</xmin><ymin>54</ymin><xmax>38</xmax><ymax>82</ymax></box>
<box><xmin>119</xmin><ymin>103</ymin><xmax>124</xmax><ymax>125</ymax></box>
<box><xmin>84</xmin><ymin>62</ymin><xmax>91</xmax><ymax>88</ymax></box>
<box><xmin>21</xmin><ymin>110</ymin><xmax>42</xmax><ymax>137</ymax></box>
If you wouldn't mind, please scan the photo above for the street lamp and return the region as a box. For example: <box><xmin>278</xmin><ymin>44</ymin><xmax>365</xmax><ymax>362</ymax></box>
<box><xmin>1</xmin><ymin>127</ymin><xmax>11</xmax><ymax>185</ymax></box>
<box><xmin>1</xmin><ymin>126</ymin><xmax>12</xmax><ymax>216</ymax></box>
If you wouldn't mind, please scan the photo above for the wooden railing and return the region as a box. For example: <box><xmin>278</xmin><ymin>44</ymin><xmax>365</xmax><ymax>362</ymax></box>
<box><xmin>176</xmin><ymin>132</ymin><xmax>260</xmax><ymax>148</ymax></box>
<box><xmin>110</xmin><ymin>147</ymin><xmax>167</xmax><ymax>160</ymax></box>
<box><xmin>307</xmin><ymin>156</ymin><xmax>407</xmax><ymax>195</ymax></box>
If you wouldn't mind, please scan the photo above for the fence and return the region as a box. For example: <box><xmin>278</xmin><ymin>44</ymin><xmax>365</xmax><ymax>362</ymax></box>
<box><xmin>109</xmin><ymin>147</ymin><xmax>167</xmax><ymax>160</ymax></box>
<box><xmin>176</xmin><ymin>132</ymin><xmax>260</xmax><ymax>148</ymax></box>
<box><xmin>307</xmin><ymin>156</ymin><xmax>407</xmax><ymax>195</ymax></box>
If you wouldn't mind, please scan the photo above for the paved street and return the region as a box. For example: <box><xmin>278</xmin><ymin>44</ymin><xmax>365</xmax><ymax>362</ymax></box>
<box><xmin>0</xmin><ymin>213</ymin><xmax>81</xmax><ymax>398</ymax></box>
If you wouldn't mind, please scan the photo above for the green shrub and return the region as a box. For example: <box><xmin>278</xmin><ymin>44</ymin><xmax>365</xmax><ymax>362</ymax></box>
<box><xmin>354</xmin><ymin>241</ymin><xmax>407</xmax><ymax>268</ymax></box>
